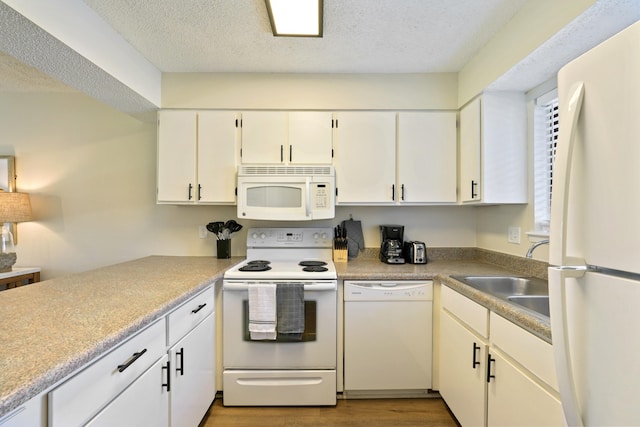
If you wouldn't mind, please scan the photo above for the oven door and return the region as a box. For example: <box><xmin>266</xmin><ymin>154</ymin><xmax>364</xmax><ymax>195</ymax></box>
<box><xmin>223</xmin><ymin>280</ymin><xmax>337</xmax><ymax>369</ymax></box>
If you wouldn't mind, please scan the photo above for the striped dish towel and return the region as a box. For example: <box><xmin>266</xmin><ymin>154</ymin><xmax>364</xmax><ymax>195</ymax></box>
<box><xmin>248</xmin><ymin>284</ymin><xmax>277</xmax><ymax>340</ymax></box>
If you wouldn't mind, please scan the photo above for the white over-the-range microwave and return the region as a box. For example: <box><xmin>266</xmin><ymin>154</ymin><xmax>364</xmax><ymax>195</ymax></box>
<box><xmin>237</xmin><ymin>165</ymin><xmax>335</xmax><ymax>221</ymax></box>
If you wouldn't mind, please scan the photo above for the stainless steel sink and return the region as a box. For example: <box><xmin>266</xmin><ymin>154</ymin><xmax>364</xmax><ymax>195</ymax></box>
<box><xmin>507</xmin><ymin>295</ymin><xmax>550</xmax><ymax>317</ymax></box>
<box><xmin>452</xmin><ymin>275</ymin><xmax>548</xmax><ymax>297</ymax></box>
<box><xmin>451</xmin><ymin>275</ymin><xmax>549</xmax><ymax>317</ymax></box>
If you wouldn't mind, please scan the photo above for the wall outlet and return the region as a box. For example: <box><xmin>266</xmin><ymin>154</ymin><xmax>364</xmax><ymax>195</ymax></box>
<box><xmin>508</xmin><ymin>226</ymin><xmax>521</xmax><ymax>244</ymax></box>
<box><xmin>199</xmin><ymin>225</ymin><xmax>209</xmax><ymax>239</ymax></box>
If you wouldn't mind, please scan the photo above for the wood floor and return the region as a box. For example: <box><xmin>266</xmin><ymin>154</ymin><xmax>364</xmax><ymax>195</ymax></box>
<box><xmin>201</xmin><ymin>397</ymin><xmax>459</xmax><ymax>427</ymax></box>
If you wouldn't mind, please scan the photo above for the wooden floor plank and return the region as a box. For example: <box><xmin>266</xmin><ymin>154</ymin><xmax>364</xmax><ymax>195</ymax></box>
<box><xmin>201</xmin><ymin>398</ymin><xmax>458</xmax><ymax>427</ymax></box>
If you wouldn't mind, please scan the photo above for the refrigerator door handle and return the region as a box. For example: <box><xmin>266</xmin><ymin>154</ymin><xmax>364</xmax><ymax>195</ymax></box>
<box><xmin>549</xmin><ymin>267</ymin><xmax>586</xmax><ymax>427</ymax></box>
<box><xmin>549</xmin><ymin>82</ymin><xmax>586</xmax><ymax>267</ymax></box>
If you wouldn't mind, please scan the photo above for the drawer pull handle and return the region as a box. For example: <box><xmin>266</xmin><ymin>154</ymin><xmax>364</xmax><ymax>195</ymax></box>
<box><xmin>162</xmin><ymin>360</ymin><xmax>171</xmax><ymax>391</ymax></box>
<box><xmin>191</xmin><ymin>303</ymin><xmax>207</xmax><ymax>314</ymax></box>
<box><xmin>117</xmin><ymin>348</ymin><xmax>147</xmax><ymax>373</ymax></box>
<box><xmin>472</xmin><ymin>342</ymin><xmax>481</xmax><ymax>369</ymax></box>
<box><xmin>176</xmin><ymin>348</ymin><xmax>184</xmax><ymax>376</ymax></box>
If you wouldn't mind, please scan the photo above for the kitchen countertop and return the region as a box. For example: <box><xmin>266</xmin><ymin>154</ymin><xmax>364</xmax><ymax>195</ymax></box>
<box><xmin>0</xmin><ymin>256</ymin><xmax>240</xmax><ymax>419</ymax></box>
<box><xmin>0</xmin><ymin>251</ymin><xmax>550</xmax><ymax>419</ymax></box>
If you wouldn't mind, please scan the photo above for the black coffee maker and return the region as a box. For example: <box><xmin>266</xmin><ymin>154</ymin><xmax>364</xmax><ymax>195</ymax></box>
<box><xmin>380</xmin><ymin>225</ymin><xmax>406</xmax><ymax>264</ymax></box>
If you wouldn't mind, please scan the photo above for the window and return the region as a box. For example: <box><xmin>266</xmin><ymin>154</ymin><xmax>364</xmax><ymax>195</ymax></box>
<box><xmin>533</xmin><ymin>89</ymin><xmax>559</xmax><ymax>235</ymax></box>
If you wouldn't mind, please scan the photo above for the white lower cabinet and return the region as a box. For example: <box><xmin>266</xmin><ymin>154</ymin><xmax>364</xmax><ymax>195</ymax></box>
<box><xmin>86</xmin><ymin>355</ymin><xmax>169</xmax><ymax>427</ymax></box>
<box><xmin>48</xmin><ymin>319</ymin><xmax>166</xmax><ymax>427</ymax></box>
<box><xmin>439</xmin><ymin>287</ymin><xmax>488</xmax><ymax>427</ymax></box>
<box><xmin>47</xmin><ymin>286</ymin><xmax>216</xmax><ymax>427</ymax></box>
<box><xmin>487</xmin><ymin>351</ymin><xmax>562</xmax><ymax>426</ymax></box>
<box><xmin>168</xmin><ymin>312</ymin><xmax>216</xmax><ymax>427</ymax></box>
<box><xmin>439</xmin><ymin>286</ymin><xmax>563</xmax><ymax>427</ymax></box>
<box><xmin>0</xmin><ymin>392</ymin><xmax>45</xmax><ymax>427</ymax></box>
<box><xmin>439</xmin><ymin>312</ymin><xmax>487</xmax><ymax>426</ymax></box>
<box><xmin>487</xmin><ymin>313</ymin><xmax>564</xmax><ymax>427</ymax></box>
<box><xmin>167</xmin><ymin>286</ymin><xmax>216</xmax><ymax>427</ymax></box>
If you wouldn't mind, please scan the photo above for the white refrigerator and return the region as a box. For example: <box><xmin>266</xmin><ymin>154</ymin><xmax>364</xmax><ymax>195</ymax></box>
<box><xmin>549</xmin><ymin>20</ymin><xmax>640</xmax><ymax>426</ymax></box>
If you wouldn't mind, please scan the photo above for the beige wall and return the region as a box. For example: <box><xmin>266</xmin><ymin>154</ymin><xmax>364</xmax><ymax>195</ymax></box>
<box><xmin>162</xmin><ymin>72</ymin><xmax>459</xmax><ymax>110</ymax></box>
<box><xmin>1</xmin><ymin>88</ymin><xmax>476</xmax><ymax>280</ymax></box>
<box><xmin>457</xmin><ymin>0</ymin><xmax>597</xmax><ymax>105</ymax></box>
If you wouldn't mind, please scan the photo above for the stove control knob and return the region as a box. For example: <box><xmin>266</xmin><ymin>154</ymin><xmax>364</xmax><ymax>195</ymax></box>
<box><xmin>251</xmin><ymin>232</ymin><xmax>258</xmax><ymax>239</ymax></box>
<box><xmin>313</xmin><ymin>232</ymin><xmax>319</xmax><ymax>239</ymax></box>
<box><xmin>321</xmin><ymin>232</ymin><xmax>328</xmax><ymax>239</ymax></box>
<box><xmin>260</xmin><ymin>233</ymin><xmax>266</xmax><ymax>240</ymax></box>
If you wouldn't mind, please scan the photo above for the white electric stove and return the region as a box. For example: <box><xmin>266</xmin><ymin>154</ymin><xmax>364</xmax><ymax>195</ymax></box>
<box><xmin>222</xmin><ymin>227</ymin><xmax>338</xmax><ymax>406</ymax></box>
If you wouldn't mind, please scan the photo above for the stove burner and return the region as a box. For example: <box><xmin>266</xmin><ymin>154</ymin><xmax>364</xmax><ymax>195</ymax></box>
<box><xmin>302</xmin><ymin>266</ymin><xmax>329</xmax><ymax>272</ymax></box>
<box><xmin>247</xmin><ymin>260</ymin><xmax>271</xmax><ymax>266</ymax></box>
<box><xmin>239</xmin><ymin>260</ymin><xmax>272</xmax><ymax>272</ymax></box>
<box><xmin>299</xmin><ymin>260</ymin><xmax>327</xmax><ymax>267</ymax></box>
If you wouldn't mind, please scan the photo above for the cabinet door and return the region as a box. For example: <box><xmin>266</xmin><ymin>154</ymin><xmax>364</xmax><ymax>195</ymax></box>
<box><xmin>170</xmin><ymin>313</ymin><xmax>216</xmax><ymax>427</ymax></box>
<box><xmin>197</xmin><ymin>111</ymin><xmax>238</xmax><ymax>203</ymax></box>
<box><xmin>397</xmin><ymin>112</ymin><xmax>457</xmax><ymax>203</ymax></box>
<box><xmin>86</xmin><ymin>355</ymin><xmax>169</xmax><ymax>427</ymax></box>
<box><xmin>334</xmin><ymin>112</ymin><xmax>396</xmax><ymax>204</ymax></box>
<box><xmin>439</xmin><ymin>311</ymin><xmax>487</xmax><ymax>427</ymax></box>
<box><xmin>459</xmin><ymin>98</ymin><xmax>481</xmax><ymax>202</ymax></box>
<box><xmin>288</xmin><ymin>112</ymin><xmax>333</xmax><ymax>164</ymax></box>
<box><xmin>240</xmin><ymin>111</ymin><xmax>288</xmax><ymax>164</ymax></box>
<box><xmin>157</xmin><ymin>111</ymin><xmax>197</xmax><ymax>203</ymax></box>
<box><xmin>487</xmin><ymin>351</ymin><xmax>564</xmax><ymax>427</ymax></box>
<box><xmin>0</xmin><ymin>394</ymin><xmax>44</xmax><ymax>427</ymax></box>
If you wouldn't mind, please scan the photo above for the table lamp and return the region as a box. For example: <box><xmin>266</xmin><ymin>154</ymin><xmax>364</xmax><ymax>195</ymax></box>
<box><xmin>0</xmin><ymin>190</ymin><xmax>33</xmax><ymax>272</ymax></box>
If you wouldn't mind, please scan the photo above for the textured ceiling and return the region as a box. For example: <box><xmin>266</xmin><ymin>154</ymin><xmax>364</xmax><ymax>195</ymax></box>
<box><xmin>1</xmin><ymin>0</ymin><xmax>639</xmax><ymax>117</ymax></box>
<box><xmin>81</xmin><ymin>0</ymin><xmax>527</xmax><ymax>73</ymax></box>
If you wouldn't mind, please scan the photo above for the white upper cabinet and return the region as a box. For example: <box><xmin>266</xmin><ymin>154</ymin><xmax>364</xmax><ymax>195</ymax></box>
<box><xmin>334</xmin><ymin>112</ymin><xmax>397</xmax><ymax>204</ymax></box>
<box><xmin>157</xmin><ymin>110</ymin><xmax>239</xmax><ymax>204</ymax></box>
<box><xmin>288</xmin><ymin>112</ymin><xmax>334</xmax><ymax>164</ymax></box>
<box><xmin>334</xmin><ymin>111</ymin><xmax>458</xmax><ymax>205</ymax></box>
<box><xmin>157</xmin><ymin>110</ymin><xmax>197</xmax><ymax>203</ymax></box>
<box><xmin>240</xmin><ymin>111</ymin><xmax>288</xmax><ymax>164</ymax></box>
<box><xmin>397</xmin><ymin>112</ymin><xmax>457</xmax><ymax>203</ymax></box>
<box><xmin>240</xmin><ymin>111</ymin><xmax>333</xmax><ymax>164</ymax></box>
<box><xmin>197</xmin><ymin>111</ymin><xmax>239</xmax><ymax>204</ymax></box>
<box><xmin>459</xmin><ymin>92</ymin><xmax>527</xmax><ymax>204</ymax></box>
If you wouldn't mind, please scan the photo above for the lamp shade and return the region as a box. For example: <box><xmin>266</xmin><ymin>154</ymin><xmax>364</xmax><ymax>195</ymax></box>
<box><xmin>0</xmin><ymin>190</ymin><xmax>33</xmax><ymax>223</ymax></box>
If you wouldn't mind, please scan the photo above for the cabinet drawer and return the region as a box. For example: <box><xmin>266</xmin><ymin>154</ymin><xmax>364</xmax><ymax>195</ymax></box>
<box><xmin>441</xmin><ymin>286</ymin><xmax>488</xmax><ymax>338</ymax></box>
<box><xmin>167</xmin><ymin>286</ymin><xmax>214</xmax><ymax>346</ymax></box>
<box><xmin>49</xmin><ymin>319</ymin><xmax>166</xmax><ymax>427</ymax></box>
<box><xmin>490</xmin><ymin>312</ymin><xmax>558</xmax><ymax>390</ymax></box>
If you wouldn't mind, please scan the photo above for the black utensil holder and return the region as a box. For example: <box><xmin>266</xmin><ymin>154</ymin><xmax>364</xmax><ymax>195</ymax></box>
<box><xmin>217</xmin><ymin>239</ymin><xmax>231</xmax><ymax>259</ymax></box>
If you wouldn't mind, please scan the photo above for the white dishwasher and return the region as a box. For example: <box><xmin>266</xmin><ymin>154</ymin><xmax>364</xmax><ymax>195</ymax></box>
<box><xmin>344</xmin><ymin>280</ymin><xmax>433</xmax><ymax>397</ymax></box>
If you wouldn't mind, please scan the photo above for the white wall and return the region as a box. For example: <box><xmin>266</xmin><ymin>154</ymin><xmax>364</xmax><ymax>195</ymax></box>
<box><xmin>1</xmin><ymin>85</ymin><xmax>476</xmax><ymax>280</ymax></box>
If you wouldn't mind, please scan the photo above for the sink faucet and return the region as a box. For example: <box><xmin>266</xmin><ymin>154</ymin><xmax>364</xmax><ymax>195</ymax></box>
<box><xmin>526</xmin><ymin>239</ymin><xmax>549</xmax><ymax>258</ymax></box>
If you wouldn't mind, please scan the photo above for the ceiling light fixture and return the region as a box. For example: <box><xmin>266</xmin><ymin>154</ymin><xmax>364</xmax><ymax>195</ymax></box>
<box><xmin>265</xmin><ymin>0</ymin><xmax>323</xmax><ymax>37</ymax></box>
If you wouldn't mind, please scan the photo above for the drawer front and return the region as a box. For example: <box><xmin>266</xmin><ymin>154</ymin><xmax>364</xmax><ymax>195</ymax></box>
<box><xmin>490</xmin><ymin>312</ymin><xmax>558</xmax><ymax>390</ymax></box>
<box><xmin>167</xmin><ymin>286</ymin><xmax>214</xmax><ymax>346</ymax></box>
<box><xmin>49</xmin><ymin>319</ymin><xmax>166</xmax><ymax>427</ymax></box>
<box><xmin>441</xmin><ymin>286</ymin><xmax>489</xmax><ymax>338</ymax></box>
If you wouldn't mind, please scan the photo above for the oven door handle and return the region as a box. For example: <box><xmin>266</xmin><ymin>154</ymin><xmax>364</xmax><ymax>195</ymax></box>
<box><xmin>223</xmin><ymin>282</ymin><xmax>337</xmax><ymax>291</ymax></box>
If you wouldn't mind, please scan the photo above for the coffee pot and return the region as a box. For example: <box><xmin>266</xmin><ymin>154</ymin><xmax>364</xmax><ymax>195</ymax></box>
<box><xmin>379</xmin><ymin>225</ymin><xmax>406</xmax><ymax>264</ymax></box>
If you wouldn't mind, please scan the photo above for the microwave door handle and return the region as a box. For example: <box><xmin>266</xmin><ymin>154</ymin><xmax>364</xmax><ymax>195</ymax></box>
<box><xmin>305</xmin><ymin>179</ymin><xmax>311</xmax><ymax>218</ymax></box>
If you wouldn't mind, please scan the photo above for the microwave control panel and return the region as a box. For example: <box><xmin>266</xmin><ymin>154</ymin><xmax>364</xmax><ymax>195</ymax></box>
<box><xmin>311</xmin><ymin>183</ymin><xmax>330</xmax><ymax>209</ymax></box>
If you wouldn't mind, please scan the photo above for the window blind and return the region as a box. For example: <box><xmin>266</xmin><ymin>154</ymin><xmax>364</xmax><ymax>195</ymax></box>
<box><xmin>533</xmin><ymin>91</ymin><xmax>559</xmax><ymax>233</ymax></box>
